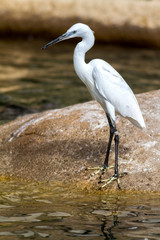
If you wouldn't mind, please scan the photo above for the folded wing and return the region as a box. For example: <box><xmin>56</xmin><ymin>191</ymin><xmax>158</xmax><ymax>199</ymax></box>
<box><xmin>92</xmin><ymin>60</ymin><xmax>145</xmax><ymax>129</ymax></box>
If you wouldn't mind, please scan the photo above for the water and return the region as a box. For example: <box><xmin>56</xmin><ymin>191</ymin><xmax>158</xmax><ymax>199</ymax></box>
<box><xmin>0</xmin><ymin>39</ymin><xmax>160</xmax><ymax>121</ymax></box>
<box><xmin>0</xmin><ymin>177</ymin><xmax>160</xmax><ymax>240</ymax></box>
<box><xmin>0</xmin><ymin>40</ymin><xmax>160</xmax><ymax>239</ymax></box>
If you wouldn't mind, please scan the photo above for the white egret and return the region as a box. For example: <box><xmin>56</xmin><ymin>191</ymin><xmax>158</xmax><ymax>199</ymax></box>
<box><xmin>41</xmin><ymin>23</ymin><xmax>146</xmax><ymax>189</ymax></box>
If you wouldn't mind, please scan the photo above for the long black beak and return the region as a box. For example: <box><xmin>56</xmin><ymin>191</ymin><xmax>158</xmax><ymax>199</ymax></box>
<box><xmin>41</xmin><ymin>32</ymin><xmax>73</xmax><ymax>50</ymax></box>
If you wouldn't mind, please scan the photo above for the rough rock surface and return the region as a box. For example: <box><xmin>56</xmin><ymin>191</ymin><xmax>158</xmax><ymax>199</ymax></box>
<box><xmin>0</xmin><ymin>90</ymin><xmax>160</xmax><ymax>191</ymax></box>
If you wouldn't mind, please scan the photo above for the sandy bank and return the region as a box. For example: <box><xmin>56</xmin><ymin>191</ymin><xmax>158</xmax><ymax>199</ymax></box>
<box><xmin>0</xmin><ymin>0</ymin><xmax>160</xmax><ymax>47</ymax></box>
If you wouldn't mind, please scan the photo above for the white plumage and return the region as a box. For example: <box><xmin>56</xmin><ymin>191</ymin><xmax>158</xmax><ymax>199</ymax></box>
<box><xmin>42</xmin><ymin>23</ymin><xmax>146</xmax><ymax>188</ymax></box>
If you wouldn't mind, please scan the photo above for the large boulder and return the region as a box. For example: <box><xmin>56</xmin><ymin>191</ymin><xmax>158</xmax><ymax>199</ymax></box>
<box><xmin>0</xmin><ymin>90</ymin><xmax>159</xmax><ymax>191</ymax></box>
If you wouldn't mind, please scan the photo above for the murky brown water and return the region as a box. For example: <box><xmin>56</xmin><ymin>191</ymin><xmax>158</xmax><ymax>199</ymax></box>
<box><xmin>0</xmin><ymin>40</ymin><xmax>160</xmax><ymax>239</ymax></box>
<box><xmin>0</xmin><ymin>39</ymin><xmax>160</xmax><ymax>122</ymax></box>
<box><xmin>0</xmin><ymin>177</ymin><xmax>160</xmax><ymax>240</ymax></box>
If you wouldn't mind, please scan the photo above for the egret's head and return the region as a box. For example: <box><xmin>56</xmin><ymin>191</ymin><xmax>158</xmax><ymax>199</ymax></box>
<box><xmin>41</xmin><ymin>23</ymin><xmax>94</xmax><ymax>50</ymax></box>
<box><xmin>66</xmin><ymin>23</ymin><xmax>94</xmax><ymax>38</ymax></box>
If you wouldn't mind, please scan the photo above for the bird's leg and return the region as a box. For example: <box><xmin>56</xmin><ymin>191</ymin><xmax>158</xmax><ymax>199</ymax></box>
<box><xmin>99</xmin><ymin>122</ymin><xmax>126</xmax><ymax>189</ymax></box>
<box><xmin>87</xmin><ymin>113</ymin><xmax>115</xmax><ymax>178</ymax></box>
<box><xmin>114</xmin><ymin>130</ymin><xmax>120</xmax><ymax>188</ymax></box>
<box><xmin>100</xmin><ymin>114</ymin><xmax>115</xmax><ymax>178</ymax></box>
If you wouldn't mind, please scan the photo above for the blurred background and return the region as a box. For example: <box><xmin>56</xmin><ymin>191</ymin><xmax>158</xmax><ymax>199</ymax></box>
<box><xmin>0</xmin><ymin>0</ymin><xmax>160</xmax><ymax>123</ymax></box>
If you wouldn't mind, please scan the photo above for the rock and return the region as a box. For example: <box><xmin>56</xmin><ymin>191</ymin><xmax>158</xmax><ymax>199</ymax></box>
<box><xmin>0</xmin><ymin>0</ymin><xmax>160</xmax><ymax>47</ymax></box>
<box><xmin>0</xmin><ymin>89</ymin><xmax>160</xmax><ymax>191</ymax></box>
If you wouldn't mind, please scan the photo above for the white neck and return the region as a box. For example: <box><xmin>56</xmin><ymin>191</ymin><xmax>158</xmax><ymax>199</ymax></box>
<box><xmin>73</xmin><ymin>31</ymin><xmax>95</xmax><ymax>83</ymax></box>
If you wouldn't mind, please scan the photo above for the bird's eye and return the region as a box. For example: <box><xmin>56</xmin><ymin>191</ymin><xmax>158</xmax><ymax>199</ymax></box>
<box><xmin>73</xmin><ymin>30</ymin><xmax>76</xmax><ymax>34</ymax></box>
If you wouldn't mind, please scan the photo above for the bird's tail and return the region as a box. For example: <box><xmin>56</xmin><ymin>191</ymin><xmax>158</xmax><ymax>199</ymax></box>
<box><xmin>127</xmin><ymin>115</ymin><xmax>146</xmax><ymax>129</ymax></box>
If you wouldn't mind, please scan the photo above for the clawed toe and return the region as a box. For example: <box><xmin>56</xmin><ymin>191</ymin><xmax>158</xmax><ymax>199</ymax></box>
<box><xmin>98</xmin><ymin>172</ymin><xmax>127</xmax><ymax>189</ymax></box>
<box><xmin>86</xmin><ymin>165</ymin><xmax>127</xmax><ymax>189</ymax></box>
<box><xmin>86</xmin><ymin>165</ymin><xmax>114</xmax><ymax>179</ymax></box>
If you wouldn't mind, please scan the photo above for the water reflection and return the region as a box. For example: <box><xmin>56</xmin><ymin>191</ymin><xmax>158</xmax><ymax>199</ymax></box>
<box><xmin>101</xmin><ymin>216</ymin><xmax>119</xmax><ymax>240</ymax></box>
<box><xmin>0</xmin><ymin>178</ymin><xmax>160</xmax><ymax>239</ymax></box>
<box><xmin>0</xmin><ymin>39</ymin><xmax>160</xmax><ymax>121</ymax></box>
